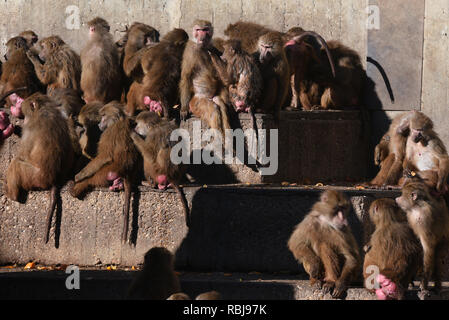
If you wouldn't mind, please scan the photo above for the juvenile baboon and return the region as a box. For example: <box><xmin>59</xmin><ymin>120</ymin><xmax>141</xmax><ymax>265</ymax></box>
<box><xmin>256</xmin><ymin>32</ymin><xmax>290</xmax><ymax>119</ymax></box>
<box><xmin>130</xmin><ymin>111</ymin><xmax>190</xmax><ymax>226</ymax></box>
<box><xmin>363</xmin><ymin>199</ymin><xmax>421</xmax><ymax>300</ymax></box>
<box><xmin>77</xmin><ymin>102</ymin><xmax>104</xmax><ymax>160</ymax></box>
<box><xmin>0</xmin><ymin>37</ymin><xmax>42</xmax><ymax>115</ymax></box>
<box><xmin>69</xmin><ymin>101</ymin><xmax>141</xmax><ymax>242</ymax></box>
<box><xmin>27</xmin><ymin>35</ymin><xmax>82</xmax><ymax>94</ymax></box>
<box><xmin>180</xmin><ymin>20</ymin><xmax>231</xmax><ymax>134</ymax></box>
<box><xmin>80</xmin><ymin>17</ymin><xmax>122</xmax><ymax>103</ymax></box>
<box><xmin>127</xmin><ymin>247</ymin><xmax>181</xmax><ymax>300</ymax></box>
<box><xmin>396</xmin><ymin>182</ymin><xmax>449</xmax><ymax>299</ymax></box>
<box><xmin>4</xmin><ymin>92</ymin><xmax>75</xmax><ymax>243</ymax></box>
<box><xmin>126</xmin><ymin>28</ymin><xmax>189</xmax><ymax>118</ymax></box>
<box><xmin>48</xmin><ymin>88</ymin><xmax>84</xmax><ymax>157</ymax></box>
<box><xmin>288</xmin><ymin>190</ymin><xmax>361</xmax><ymax>299</ymax></box>
<box><xmin>370</xmin><ymin>112</ymin><xmax>414</xmax><ymax>187</ymax></box>
<box><xmin>402</xmin><ymin>111</ymin><xmax>449</xmax><ymax>193</ymax></box>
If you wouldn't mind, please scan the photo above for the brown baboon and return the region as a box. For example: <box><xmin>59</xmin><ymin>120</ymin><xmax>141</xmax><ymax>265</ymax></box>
<box><xmin>27</xmin><ymin>35</ymin><xmax>82</xmax><ymax>94</ymax></box>
<box><xmin>0</xmin><ymin>37</ymin><xmax>42</xmax><ymax>116</ymax></box>
<box><xmin>127</xmin><ymin>28</ymin><xmax>189</xmax><ymax>118</ymax></box>
<box><xmin>370</xmin><ymin>112</ymin><xmax>414</xmax><ymax>187</ymax></box>
<box><xmin>224</xmin><ymin>21</ymin><xmax>276</xmax><ymax>53</ymax></box>
<box><xmin>402</xmin><ymin>111</ymin><xmax>449</xmax><ymax>193</ymax></box>
<box><xmin>255</xmin><ymin>32</ymin><xmax>290</xmax><ymax>119</ymax></box>
<box><xmin>69</xmin><ymin>101</ymin><xmax>141</xmax><ymax>243</ymax></box>
<box><xmin>19</xmin><ymin>30</ymin><xmax>39</xmax><ymax>52</ymax></box>
<box><xmin>123</xmin><ymin>22</ymin><xmax>160</xmax><ymax>81</ymax></box>
<box><xmin>130</xmin><ymin>111</ymin><xmax>190</xmax><ymax>226</ymax></box>
<box><xmin>167</xmin><ymin>293</ymin><xmax>191</xmax><ymax>300</ymax></box>
<box><xmin>127</xmin><ymin>247</ymin><xmax>181</xmax><ymax>300</ymax></box>
<box><xmin>363</xmin><ymin>199</ymin><xmax>421</xmax><ymax>300</ymax></box>
<box><xmin>80</xmin><ymin>17</ymin><xmax>122</xmax><ymax>103</ymax></box>
<box><xmin>195</xmin><ymin>291</ymin><xmax>222</xmax><ymax>300</ymax></box>
<box><xmin>180</xmin><ymin>20</ymin><xmax>231</xmax><ymax>134</ymax></box>
<box><xmin>77</xmin><ymin>102</ymin><xmax>104</xmax><ymax>160</ymax></box>
<box><xmin>306</xmin><ymin>41</ymin><xmax>365</xmax><ymax>110</ymax></box>
<box><xmin>4</xmin><ymin>92</ymin><xmax>75</xmax><ymax>244</ymax></box>
<box><xmin>396</xmin><ymin>182</ymin><xmax>449</xmax><ymax>299</ymax></box>
<box><xmin>288</xmin><ymin>190</ymin><xmax>361</xmax><ymax>299</ymax></box>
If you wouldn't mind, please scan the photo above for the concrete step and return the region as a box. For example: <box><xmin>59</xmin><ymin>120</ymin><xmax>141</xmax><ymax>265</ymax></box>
<box><xmin>0</xmin><ymin>268</ymin><xmax>448</xmax><ymax>300</ymax></box>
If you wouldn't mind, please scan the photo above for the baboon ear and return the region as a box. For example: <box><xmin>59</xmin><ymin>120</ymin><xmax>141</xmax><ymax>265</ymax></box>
<box><xmin>374</xmin><ymin>205</ymin><xmax>378</xmax><ymax>213</ymax></box>
<box><xmin>412</xmin><ymin>192</ymin><xmax>418</xmax><ymax>201</ymax></box>
<box><xmin>31</xmin><ymin>102</ymin><xmax>37</xmax><ymax>111</ymax></box>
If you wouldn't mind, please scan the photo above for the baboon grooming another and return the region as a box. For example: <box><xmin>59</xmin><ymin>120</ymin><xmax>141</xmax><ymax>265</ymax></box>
<box><xmin>80</xmin><ymin>17</ymin><xmax>122</xmax><ymax>103</ymax></box>
<box><xmin>27</xmin><ymin>36</ymin><xmax>82</xmax><ymax>94</ymax></box>
<box><xmin>180</xmin><ymin>20</ymin><xmax>231</xmax><ymax>134</ymax></box>
<box><xmin>363</xmin><ymin>199</ymin><xmax>421</xmax><ymax>300</ymax></box>
<box><xmin>130</xmin><ymin>111</ymin><xmax>190</xmax><ymax>226</ymax></box>
<box><xmin>4</xmin><ymin>92</ymin><xmax>75</xmax><ymax>244</ymax></box>
<box><xmin>127</xmin><ymin>247</ymin><xmax>181</xmax><ymax>300</ymax></box>
<box><xmin>0</xmin><ymin>37</ymin><xmax>42</xmax><ymax>116</ymax></box>
<box><xmin>370</xmin><ymin>112</ymin><xmax>414</xmax><ymax>187</ymax></box>
<box><xmin>396</xmin><ymin>182</ymin><xmax>449</xmax><ymax>299</ymax></box>
<box><xmin>70</xmin><ymin>102</ymin><xmax>141</xmax><ymax>243</ymax></box>
<box><xmin>288</xmin><ymin>190</ymin><xmax>360</xmax><ymax>299</ymax></box>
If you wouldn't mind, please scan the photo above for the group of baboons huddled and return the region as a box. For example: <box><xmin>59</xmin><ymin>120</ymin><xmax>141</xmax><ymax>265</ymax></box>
<box><xmin>0</xmin><ymin>16</ymin><xmax>448</xmax><ymax>300</ymax></box>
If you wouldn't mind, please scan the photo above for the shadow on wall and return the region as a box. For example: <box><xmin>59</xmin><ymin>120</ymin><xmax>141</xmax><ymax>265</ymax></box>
<box><xmin>363</xmin><ymin>56</ymin><xmax>394</xmax><ymax>179</ymax></box>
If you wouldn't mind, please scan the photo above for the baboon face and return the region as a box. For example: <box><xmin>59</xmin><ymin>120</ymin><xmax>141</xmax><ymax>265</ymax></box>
<box><xmin>88</xmin><ymin>17</ymin><xmax>110</xmax><ymax>38</ymax></box>
<box><xmin>192</xmin><ymin>20</ymin><xmax>213</xmax><ymax>47</ymax></box>
<box><xmin>221</xmin><ymin>40</ymin><xmax>241</xmax><ymax>63</ymax></box>
<box><xmin>257</xmin><ymin>32</ymin><xmax>283</xmax><ymax>64</ymax></box>
<box><xmin>395</xmin><ymin>183</ymin><xmax>428</xmax><ymax>211</ymax></box>
<box><xmin>134</xmin><ymin>111</ymin><xmax>161</xmax><ymax>138</ymax></box>
<box><xmin>38</xmin><ymin>36</ymin><xmax>64</xmax><ymax>61</ymax></box>
<box><xmin>98</xmin><ymin>104</ymin><xmax>123</xmax><ymax>131</ymax></box>
<box><xmin>20</xmin><ymin>30</ymin><xmax>38</xmax><ymax>47</ymax></box>
<box><xmin>409</xmin><ymin>111</ymin><xmax>433</xmax><ymax>143</ymax></box>
<box><xmin>319</xmin><ymin>190</ymin><xmax>350</xmax><ymax>230</ymax></box>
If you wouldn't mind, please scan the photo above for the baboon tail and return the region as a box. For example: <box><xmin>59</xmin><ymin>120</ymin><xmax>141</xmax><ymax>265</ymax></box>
<box><xmin>122</xmin><ymin>179</ymin><xmax>132</xmax><ymax>244</ymax></box>
<box><xmin>174</xmin><ymin>184</ymin><xmax>190</xmax><ymax>227</ymax></box>
<box><xmin>44</xmin><ymin>186</ymin><xmax>58</xmax><ymax>244</ymax></box>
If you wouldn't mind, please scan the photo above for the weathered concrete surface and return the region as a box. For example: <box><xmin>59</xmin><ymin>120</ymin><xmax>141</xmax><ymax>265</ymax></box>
<box><xmin>0</xmin><ymin>269</ymin><xmax>448</xmax><ymax>300</ymax></box>
<box><xmin>0</xmin><ymin>183</ymin><xmax>435</xmax><ymax>274</ymax></box>
<box><xmin>0</xmin><ymin>0</ymin><xmax>368</xmax><ymax>59</ymax></box>
<box><xmin>181</xmin><ymin>110</ymin><xmax>369</xmax><ymax>184</ymax></box>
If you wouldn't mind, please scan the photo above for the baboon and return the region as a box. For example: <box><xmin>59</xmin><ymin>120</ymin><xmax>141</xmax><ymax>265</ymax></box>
<box><xmin>127</xmin><ymin>247</ymin><xmax>181</xmax><ymax>300</ymax></box>
<box><xmin>27</xmin><ymin>35</ymin><xmax>82</xmax><ymax>94</ymax></box>
<box><xmin>167</xmin><ymin>293</ymin><xmax>191</xmax><ymax>300</ymax></box>
<box><xmin>0</xmin><ymin>111</ymin><xmax>13</xmax><ymax>148</ymax></box>
<box><xmin>123</xmin><ymin>22</ymin><xmax>160</xmax><ymax>81</ymax></box>
<box><xmin>19</xmin><ymin>30</ymin><xmax>38</xmax><ymax>49</ymax></box>
<box><xmin>306</xmin><ymin>41</ymin><xmax>365</xmax><ymax>110</ymax></box>
<box><xmin>255</xmin><ymin>32</ymin><xmax>290</xmax><ymax>119</ymax></box>
<box><xmin>283</xmin><ymin>31</ymin><xmax>336</xmax><ymax>110</ymax></box>
<box><xmin>80</xmin><ymin>17</ymin><xmax>122</xmax><ymax>103</ymax></box>
<box><xmin>180</xmin><ymin>20</ymin><xmax>231</xmax><ymax>134</ymax></box>
<box><xmin>370</xmin><ymin>112</ymin><xmax>414</xmax><ymax>187</ymax></box>
<box><xmin>69</xmin><ymin>101</ymin><xmax>141</xmax><ymax>243</ymax></box>
<box><xmin>48</xmin><ymin>88</ymin><xmax>84</xmax><ymax>157</ymax></box>
<box><xmin>130</xmin><ymin>111</ymin><xmax>190</xmax><ymax>226</ymax></box>
<box><xmin>403</xmin><ymin>111</ymin><xmax>449</xmax><ymax>193</ymax></box>
<box><xmin>195</xmin><ymin>291</ymin><xmax>222</xmax><ymax>300</ymax></box>
<box><xmin>4</xmin><ymin>92</ymin><xmax>75</xmax><ymax>244</ymax></box>
<box><xmin>396</xmin><ymin>182</ymin><xmax>449</xmax><ymax>299</ymax></box>
<box><xmin>126</xmin><ymin>28</ymin><xmax>189</xmax><ymax>118</ymax></box>
<box><xmin>224</xmin><ymin>21</ymin><xmax>276</xmax><ymax>53</ymax></box>
<box><xmin>288</xmin><ymin>190</ymin><xmax>361</xmax><ymax>299</ymax></box>
<box><xmin>167</xmin><ymin>291</ymin><xmax>222</xmax><ymax>300</ymax></box>
<box><xmin>363</xmin><ymin>199</ymin><xmax>421</xmax><ymax>300</ymax></box>
<box><xmin>0</xmin><ymin>37</ymin><xmax>42</xmax><ymax>116</ymax></box>
<box><xmin>77</xmin><ymin>102</ymin><xmax>104</xmax><ymax>160</ymax></box>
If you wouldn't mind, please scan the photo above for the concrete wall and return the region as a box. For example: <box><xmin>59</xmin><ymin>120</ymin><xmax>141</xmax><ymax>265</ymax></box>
<box><xmin>0</xmin><ymin>0</ymin><xmax>447</xmax><ymax>146</ymax></box>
